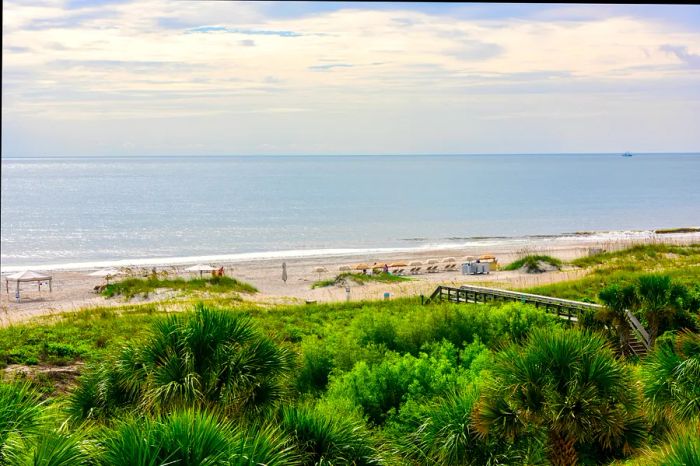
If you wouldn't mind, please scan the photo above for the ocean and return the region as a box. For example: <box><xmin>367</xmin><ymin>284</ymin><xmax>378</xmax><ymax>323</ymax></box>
<box><xmin>2</xmin><ymin>153</ymin><xmax>699</xmax><ymax>270</ymax></box>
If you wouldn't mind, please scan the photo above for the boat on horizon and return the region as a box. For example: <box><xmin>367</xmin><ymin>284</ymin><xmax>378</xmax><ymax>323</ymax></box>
<box><xmin>622</xmin><ymin>152</ymin><xmax>633</xmax><ymax>157</ymax></box>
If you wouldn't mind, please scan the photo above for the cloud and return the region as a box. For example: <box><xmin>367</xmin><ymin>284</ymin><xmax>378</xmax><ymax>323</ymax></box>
<box><xmin>308</xmin><ymin>63</ymin><xmax>354</xmax><ymax>71</ymax></box>
<box><xmin>186</xmin><ymin>26</ymin><xmax>302</xmax><ymax>37</ymax></box>
<box><xmin>25</xmin><ymin>9</ymin><xmax>119</xmax><ymax>30</ymax></box>
<box><xmin>2</xmin><ymin>2</ymin><xmax>699</xmax><ymax>155</ymax></box>
<box><xmin>447</xmin><ymin>40</ymin><xmax>503</xmax><ymax>62</ymax></box>
<box><xmin>660</xmin><ymin>44</ymin><xmax>700</xmax><ymax>68</ymax></box>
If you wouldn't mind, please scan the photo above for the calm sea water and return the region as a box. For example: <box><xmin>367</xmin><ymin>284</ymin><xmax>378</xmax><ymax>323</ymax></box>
<box><xmin>2</xmin><ymin>154</ymin><xmax>699</xmax><ymax>269</ymax></box>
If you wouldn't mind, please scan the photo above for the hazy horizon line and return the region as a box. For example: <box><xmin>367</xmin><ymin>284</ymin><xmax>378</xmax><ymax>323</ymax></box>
<box><xmin>3</xmin><ymin>151</ymin><xmax>700</xmax><ymax>160</ymax></box>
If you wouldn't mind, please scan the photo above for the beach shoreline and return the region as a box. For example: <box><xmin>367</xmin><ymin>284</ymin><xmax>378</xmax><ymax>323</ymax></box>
<box><xmin>2</xmin><ymin>230</ymin><xmax>699</xmax><ymax>326</ymax></box>
<box><xmin>2</xmin><ymin>228</ymin><xmax>698</xmax><ymax>274</ymax></box>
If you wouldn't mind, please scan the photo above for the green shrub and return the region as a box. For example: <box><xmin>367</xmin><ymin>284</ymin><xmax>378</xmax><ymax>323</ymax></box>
<box><xmin>69</xmin><ymin>304</ymin><xmax>294</xmax><ymax>420</ymax></box>
<box><xmin>295</xmin><ymin>339</ymin><xmax>335</xmax><ymax>394</ymax></box>
<box><xmin>326</xmin><ymin>340</ymin><xmax>488</xmax><ymax>426</ymax></box>
<box><xmin>0</xmin><ymin>381</ymin><xmax>46</xmax><ymax>463</ymax></box>
<box><xmin>503</xmin><ymin>255</ymin><xmax>563</xmax><ymax>272</ymax></box>
<box><xmin>102</xmin><ymin>276</ymin><xmax>257</xmax><ymax>298</ymax></box>
<box><xmin>641</xmin><ymin>330</ymin><xmax>700</xmax><ymax>423</ymax></box>
<box><xmin>280</xmin><ymin>405</ymin><xmax>381</xmax><ymax>465</ymax></box>
<box><xmin>100</xmin><ymin>409</ymin><xmax>298</xmax><ymax>466</ymax></box>
<box><xmin>397</xmin><ymin>386</ymin><xmax>537</xmax><ymax>466</ymax></box>
<box><xmin>475</xmin><ymin>328</ymin><xmax>646</xmax><ymax>466</ymax></box>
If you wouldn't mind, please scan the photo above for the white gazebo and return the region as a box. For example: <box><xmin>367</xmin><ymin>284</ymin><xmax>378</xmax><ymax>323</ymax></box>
<box><xmin>4</xmin><ymin>270</ymin><xmax>52</xmax><ymax>302</ymax></box>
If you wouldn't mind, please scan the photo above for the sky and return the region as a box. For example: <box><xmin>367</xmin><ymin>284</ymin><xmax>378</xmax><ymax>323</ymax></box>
<box><xmin>2</xmin><ymin>1</ymin><xmax>700</xmax><ymax>156</ymax></box>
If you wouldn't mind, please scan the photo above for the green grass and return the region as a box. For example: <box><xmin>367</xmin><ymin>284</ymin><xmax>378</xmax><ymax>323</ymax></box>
<box><xmin>655</xmin><ymin>227</ymin><xmax>700</xmax><ymax>234</ymax></box>
<box><xmin>311</xmin><ymin>272</ymin><xmax>410</xmax><ymax>289</ymax></box>
<box><xmin>502</xmin><ymin>254</ymin><xmax>563</xmax><ymax>273</ymax></box>
<box><xmin>0</xmin><ymin>304</ymin><xmax>166</xmax><ymax>369</ymax></box>
<box><xmin>526</xmin><ymin>244</ymin><xmax>700</xmax><ymax>301</ymax></box>
<box><xmin>570</xmin><ymin>243</ymin><xmax>700</xmax><ymax>269</ymax></box>
<box><xmin>101</xmin><ymin>275</ymin><xmax>257</xmax><ymax>299</ymax></box>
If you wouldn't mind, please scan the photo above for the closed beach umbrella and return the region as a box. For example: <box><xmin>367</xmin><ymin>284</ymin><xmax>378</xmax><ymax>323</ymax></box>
<box><xmin>282</xmin><ymin>262</ymin><xmax>288</xmax><ymax>283</ymax></box>
<box><xmin>185</xmin><ymin>264</ymin><xmax>216</xmax><ymax>278</ymax></box>
<box><xmin>442</xmin><ymin>257</ymin><xmax>456</xmax><ymax>263</ymax></box>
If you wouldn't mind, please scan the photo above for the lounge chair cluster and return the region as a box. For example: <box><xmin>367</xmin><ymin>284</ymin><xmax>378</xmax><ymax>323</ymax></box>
<box><xmin>345</xmin><ymin>260</ymin><xmax>461</xmax><ymax>276</ymax></box>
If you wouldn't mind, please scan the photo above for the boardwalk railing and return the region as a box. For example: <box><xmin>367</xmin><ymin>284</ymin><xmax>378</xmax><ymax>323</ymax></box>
<box><xmin>426</xmin><ymin>284</ymin><xmax>600</xmax><ymax>321</ymax></box>
<box><xmin>425</xmin><ymin>284</ymin><xmax>652</xmax><ymax>355</ymax></box>
<box><xmin>624</xmin><ymin>309</ymin><xmax>652</xmax><ymax>353</ymax></box>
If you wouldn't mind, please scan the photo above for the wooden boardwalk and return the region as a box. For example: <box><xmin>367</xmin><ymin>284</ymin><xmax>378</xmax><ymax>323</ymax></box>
<box><xmin>426</xmin><ymin>284</ymin><xmax>599</xmax><ymax>321</ymax></box>
<box><xmin>425</xmin><ymin>284</ymin><xmax>651</xmax><ymax>356</ymax></box>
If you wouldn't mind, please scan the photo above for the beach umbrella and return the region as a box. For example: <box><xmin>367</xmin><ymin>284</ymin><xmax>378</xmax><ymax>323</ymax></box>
<box><xmin>354</xmin><ymin>263</ymin><xmax>370</xmax><ymax>270</ymax></box>
<box><xmin>479</xmin><ymin>254</ymin><xmax>496</xmax><ymax>262</ymax></box>
<box><xmin>426</xmin><ymin>259</ymin><xmax>439</xmax><ymax>265</ymax></box>
<box><xmin>314</xmin><ymin>266</ymin><xmax>328</xmax><ymax>280</ymax></box>
<box><xmin>282</xmin><ymin>262</ymin><xmax>288</xmax><ymax>283</ymax></box>
<box><xmin>338</xmin><ymin>265</ymin><xmax>352</xmax><ymax>272</ymax></box>
<box><xmin>88</xmin><ymin>268</ymin><xmax>123</xmax><ymax>283</ymax></box>
<box><xmin>185</xmin><ymin>264</ymin><xmax>216</xmax><ymax>278</ymax></box>
<box><xmin>442</xmin><ymin>257</ymin><xmax>456</xmax><ymax>263</ymax></box>
<box><xmin>389</xmin><ymin>261</ymin><xmax>407</xmax><ymax>267</ymax></box>
<box><xmin>463</xmin><ymin>256</ymin><xmax>477</xmax><ymax>262</ymax></box>
<box><xmin>409</xmin><ymin>261</ymin><xmax>422</xmax><ymax>266</ymax></box>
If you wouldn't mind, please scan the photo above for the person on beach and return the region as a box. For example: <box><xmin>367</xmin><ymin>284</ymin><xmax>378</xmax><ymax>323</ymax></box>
<box><xmin>383</xmin><ymin>263</ymin><xmax>389</xmax><ymax>274</ymax></box>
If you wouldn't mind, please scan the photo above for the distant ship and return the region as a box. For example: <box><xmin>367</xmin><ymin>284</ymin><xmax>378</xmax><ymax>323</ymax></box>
<box><xmin>622</xmin><ymin>152</ymin><xmax>633</xmax><ymax>157</ymax></box>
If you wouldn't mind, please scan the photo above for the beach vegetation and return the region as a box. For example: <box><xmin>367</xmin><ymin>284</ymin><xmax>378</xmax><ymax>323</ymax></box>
<box><xmin>68</xmin><ymin>304</ymin><xmax>293</xmax><ymax>421</ymax></box>
<box><xmin>101</xmin><ymin>275</ymin><xmax>257</xmax><ymax>299</ymax></box>
<box><xmin>503</xmin><ymin>254</ymin><xmax>563</xmax><ymax>273</ymax></box>
<box><xmin>527</xmin><ymin>244</ymin><xmax>700</xmax><ymax>301</ymax></box>
<box><xmin>655</xmin><ymin>227</ymin><xmax>700</xmax><ymax>234</ymax></box>
<box><xmin>311</xmin><ymin>271</ymin><xmax>409</xmax><ymax>289</ymax></box>
<box><xmin>2</xmin><ymin>243</ymin><xmax>700</xmax><ymax>466</ymax></box>
<box><xmin>474</xmin><ymin>328</ymin><xmax>646</xmax><ymax>466</ymax></box>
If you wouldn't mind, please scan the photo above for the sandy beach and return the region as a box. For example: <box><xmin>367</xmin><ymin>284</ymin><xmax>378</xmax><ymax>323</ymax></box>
<box><xmin>2</xmin><ymin>232</ymin><xmax>699</xmax><ymax>326</ymax></box>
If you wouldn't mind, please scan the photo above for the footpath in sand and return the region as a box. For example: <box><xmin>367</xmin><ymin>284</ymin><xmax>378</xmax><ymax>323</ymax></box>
<box><xmin>2</xmin><ymin>233</ymin><xmax>698</xmax><ymax>326</ymax></box>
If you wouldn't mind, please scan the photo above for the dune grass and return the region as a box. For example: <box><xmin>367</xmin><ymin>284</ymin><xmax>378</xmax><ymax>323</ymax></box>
<box><xmin>101</xmin><ymin>275</ymin><xmax>257</xmax><ymax>299</ymax></box>
<box><xmin>526</xmin><ymin>244</ymin><xmax>700</xmax><ymax>301</ymax></box>
<box><xmin>655</xmin><ymin>227</ymin><xmax>700</xmax><ymax>234</ymax></box>
<box><xmin>311</xmin><ymin>272</ymin><xmax>410</xmax><ymax>289</ymax></box>
<box><xmin>502</xmin><ymin>254</ymin><xmax>563</xmax><ymax>273</ymax></box>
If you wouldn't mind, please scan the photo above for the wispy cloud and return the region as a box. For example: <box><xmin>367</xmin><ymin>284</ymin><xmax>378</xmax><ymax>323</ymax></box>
<box><xmin>186</xmin><ymin>26</ymin><xmax>303</xmax><ymax>37</ymax></box>
<box><xmin>308</xmin><ymin>63</ymin><xmax>354</xmax><ymax>71</ymax></box>
<box><xmin>660</xmin><ymin>44</ymin><xmax>700</xmax><ymax>68</ymax></box>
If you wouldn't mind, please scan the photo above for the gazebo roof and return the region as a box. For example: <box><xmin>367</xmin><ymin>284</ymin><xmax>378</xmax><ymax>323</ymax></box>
<box><xmin>5</xmin><ymin>270</ymin><xmax>52</xmax><ymax>282</ymax></box>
